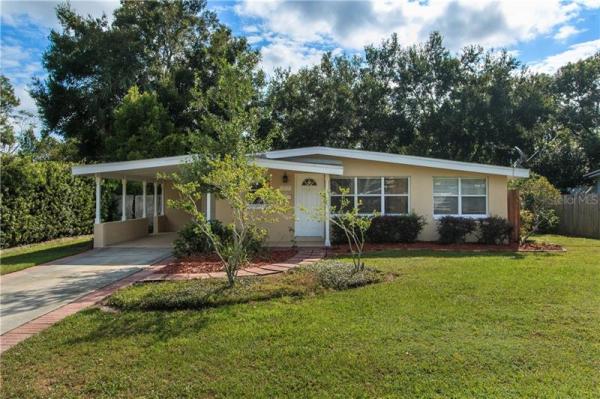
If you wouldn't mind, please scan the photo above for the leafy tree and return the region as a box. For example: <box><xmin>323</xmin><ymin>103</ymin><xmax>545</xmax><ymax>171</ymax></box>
<box><xmin>510</xmin><ymin>174</ymin><xmax>561</xmax><ymax>243</ymax></box>
<box><xmin>108</xmin><ymin>86</ymin><xmax>178</xmax><ymax>160</ymax></box>
<box><xmin>553</xmin><ymin>53</ymin><xmax>600</xmax><ymax>170</ymax></box>
<box><xmin>266</xmin><ymin>53</ymin><xmax>361</xmax><ymax>148</ymax></box>
<box><xmin>32</xmin><ymin>0</ymin><xmax>258</xmax><ymax>161</ymax></box>
<box><xmin>265</xmin><ymin>33</ymin><xmax>598</xmax><ymax>190</ymax></box>
<box><xmin>0</xmin><ymin>75</ymin><xmax>19</xmax><ymax>150</ymax></box>
<box><xmin>308</xmin><ymin>188</ymin><xmax>376</xmax><ymax>272</ymax></box>
<box><xmin>169</xmin><ymin>154</ymin><xmax>290</xmax><ymax>286</ymax></box>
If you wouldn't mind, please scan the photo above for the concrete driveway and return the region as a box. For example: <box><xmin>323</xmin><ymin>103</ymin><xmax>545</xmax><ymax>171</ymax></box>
<box><xmin>0</xmin><ymin>245</ymin><xmax>171</xmax><ymax>335</ymax></box>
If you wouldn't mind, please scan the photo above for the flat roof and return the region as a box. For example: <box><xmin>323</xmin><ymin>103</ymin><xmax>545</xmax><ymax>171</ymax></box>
<box><xmin>72</xmin><ymin>146</ymin><xmax>530</xmax><ymax>180</ymax></box>
<box><xmin>72</xmin><ymin>155</ymin><xmax>344</xmax><ymax>180</ymax></box>
<box><xmin>263</xmin><ymin>147</ymin><xmax>529</xmax><ymax>178</ymax></box>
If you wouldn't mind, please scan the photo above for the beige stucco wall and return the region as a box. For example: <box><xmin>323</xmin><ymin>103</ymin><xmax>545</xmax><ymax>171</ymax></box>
<box><xmin>94</xmin><ymin>218</ymin><xmax>149</xmax><ymax>247</ymax></box>
<box><xmin>337</xmin><ymin>157</ymin><xmax>508</xmax><ymax>241</ymax></box>
<box><xmin>162</xmin><ymin>181</ymin><xmax>200</xmax><ymax>232</ymax></box>
<box><xmin>214</xmin><ymin>169</ymin><xmax>296</xmax><ymax>244</ymax></box>
<box><xmin>161</xmin><ymin>158</ymin><xmax>509</xmax><ymax>244</ymax></box>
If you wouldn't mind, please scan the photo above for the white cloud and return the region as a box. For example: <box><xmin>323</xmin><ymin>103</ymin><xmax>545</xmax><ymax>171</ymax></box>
<box><xmin>554</xmin><ymin>25</ymin><xmax>584</xmax><ymax>41</ymax></box>
<box><xmin>1</xmin><ymin>0</ymin><xmax>119</xmax><ymax>29</ymax></box>
<box><xmin>529</xmin><ymin>39</ymin><xmax>600</xmax><ymax>73</ymax></box>
<box><xmin>236</xmin><ymin>0</ymin><xmax>588</xmax><ymax>51</ymax></box>
<box><xmin>259</xmin><ymin>38</ymin><xmax>340</xmax><ymax>74</ymax></box>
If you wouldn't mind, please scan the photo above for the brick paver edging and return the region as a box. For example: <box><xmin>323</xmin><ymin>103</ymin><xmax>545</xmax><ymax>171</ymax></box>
<box><xmin>0</xmin><ymin>259</ymin><xmax>169</xmax><ymax>354</ymax></box>
<box><xmin>141</xmin><ymin>248</ymin><xmax>325</xmax><ymax>282</ymax></box>
<box><xmin>0</xmin><ymin>248</ymin><xmax>325</xmax><ymax>354</ymax></box>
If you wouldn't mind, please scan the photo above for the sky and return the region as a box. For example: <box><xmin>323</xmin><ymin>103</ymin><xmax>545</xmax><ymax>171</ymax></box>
<box><xmin>1</xmin><ymin>0</ymin><xmax>599</xmax><ymax>125</ymax></box>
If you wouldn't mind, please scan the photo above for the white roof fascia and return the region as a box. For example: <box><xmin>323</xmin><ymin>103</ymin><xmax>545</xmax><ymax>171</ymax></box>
<box><xmin>72</xmin><ymin>155</ymin><xmax>343</xmax><ymax>177</ymax></box>
<box><xmin>264</xmin><ymin>147</ymin><xmax>530</xmax><ymax>178</ymax></box>
<box><xmin>72</xmin><ymin>155</ymin><xmax>192</xmax><ymax>176</ymax></box>
<box><xmin>255</xmin><ymin>158</ymin><xmax>343</xmax><ymax>174</ymax></box>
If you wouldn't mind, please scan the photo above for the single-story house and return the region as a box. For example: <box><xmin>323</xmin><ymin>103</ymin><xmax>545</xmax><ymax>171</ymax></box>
<box><xmin>72</xmin><ymin>146</ymin><xmax>529</xmax><ymax>248</ymax></box>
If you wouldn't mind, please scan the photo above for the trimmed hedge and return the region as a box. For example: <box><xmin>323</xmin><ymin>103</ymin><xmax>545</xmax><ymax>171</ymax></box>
<box><xmin>0</xmin><ymin>156</ymin><xmax>95</xmax><ymax>248</ymax></box>
<box><xmin>478</xmin><ymin>216</ymin><xmax>513</xmax><ymax>245</ymax></box>
<box><xmin>437</xmin><ymin>216</ymin><xmax>478</xmax><ymax>244</ymax></box>
<box><xmin>331</xmin><ymin>214</ymin><xmax>426</xmax><ymax>245</ymax></box>
<box><xmin>437</xmin><ymin>216</ymin><xmax>513</xmax><ymax>245</ymax></box>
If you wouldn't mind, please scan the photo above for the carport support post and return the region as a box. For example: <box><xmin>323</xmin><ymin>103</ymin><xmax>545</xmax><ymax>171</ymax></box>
<box><xmin>142</xmin><ymin>181</ymin><xmax>147</xmax><ymax>218</ymax></box>
<box><xmin>95</xmin><ymin>175</ymin><xmax>101</xmax><ymax>224</ymax></box>
<box><xmin>121</xmin><ymin>178</ymin><xmax>127</xmax><ymax>221</ymax></box>
<box><xmin>153</xmin><ymin>181</ymin><xmax>159</xmax><ymax>234</ymax></box>
<box><xmin>161</xmin><ymin>183</ymin><xmax>165</xmax><ymax>215</ymax></box>
<box><xmin>324</xmin><ymin>174</ymin><xmax>331</xmax><ymax>247</ymax></box>
<box><xmin>206</xmin><ymin>192</ymin><xmax>212</xmax><ymax>220</ymax></box>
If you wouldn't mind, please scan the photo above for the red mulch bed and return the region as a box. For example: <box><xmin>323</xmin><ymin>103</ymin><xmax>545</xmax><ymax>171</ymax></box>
<box><xmin>158</xmin><ymin>249</ymin><xmax>298</xmax><ymax>274</ymax></box>
<box><xmin>518</xmin><ymin>242</ymin><xmax>565</xmax><ymax>252</ymax></box>
<box><xmin>327</xmin><ymin>241</ymin><xmax>564</xmax><ymax>254</ymax></box>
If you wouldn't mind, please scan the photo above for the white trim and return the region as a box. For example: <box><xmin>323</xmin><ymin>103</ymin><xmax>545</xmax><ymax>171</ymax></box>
<box><xmin>142</xmin><ymin>181</ymin><xmax>147</xmax><ymax>218</ymax></box>
<box><xmin>206</xmin><ymin>193</ymin><xmax>212</xmax><ymax>220</ymax></box>
<box><xmin>330</xmin><ymin>176</ymin><xmax>410</xmax><ymax>216</ymax></box>
<box><xmin>160</xmin><ymin>183</ymin><xmax>165</xmax><ymax>215</ymax></box>
<box><xmin>432</xmin><ymin>177</ymin><xmax>488</xmax><ymax>217</ymax></box>
<box><xmin>324</xmin><ymin>174</ymin><xmax>331</xmax><ymax>247</ymax></box>
<box><xmin>121</xmin><ymin>178</ymin><xmax>127</xmax><ymax>221</ymax></box>
<box><xmin>95</xmin><ymin>175</ymin><xmax>101</xmax><ymax>224</ymax></box>
<box><xmin>265</xmin><ymin>146</ymin><xmax>529</xmax><ymax>178</ymax></box>
<box><xmin>153</xmin><ymin>182</ymin><xmax>158</xmax><ymax>217</ymax></box>
<box><xmin>255</xmin><ymin>158</ymin><xmax>343</xmax><ymax>175</ymax></box>
<box><xmin>72</xmin><ymin>155</ymin><xmax>343</xmax><ymax>177</ymax></box>
<box><xmin>73</xmin><ymin>155</ymin><xmax>192</xmax><ymax>176</ymax></box>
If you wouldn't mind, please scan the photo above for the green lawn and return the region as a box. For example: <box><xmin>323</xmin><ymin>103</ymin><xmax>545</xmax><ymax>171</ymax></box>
<box><xmin>0</xmin><ymin>236</ymin><xmax>93</xmax><ymax>275</ymax></box>
<box><xmin>1</xmin><ymin>235</ymin><xmax>599</xmax><ymax>398</ymax></box>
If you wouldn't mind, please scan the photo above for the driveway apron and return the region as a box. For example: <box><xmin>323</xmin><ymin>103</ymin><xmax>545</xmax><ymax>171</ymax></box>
<box><xmin>0</xmin><ymin>247</ymin><xmax>170</xmax><ymax>335</ymax></box>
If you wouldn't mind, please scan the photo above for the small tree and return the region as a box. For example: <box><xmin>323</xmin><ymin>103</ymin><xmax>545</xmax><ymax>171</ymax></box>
<box><xmin>310</xmin><ymin>188</ymin><xmax>377</xmax><ymax>272</ymax></box>
<box><xmin>168</xmin><ymin>154</ymin><xmax>290</xmax><ymax>286</ymax></box>
<box><xmin>510</xmin><ymin>174</ymin><xmax>561</xmax><ymax>243</ymax></box>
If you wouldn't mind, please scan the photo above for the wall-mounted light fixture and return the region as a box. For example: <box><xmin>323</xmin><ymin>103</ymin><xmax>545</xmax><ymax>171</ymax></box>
<box><xmin>282</xmin><ymin>172</ymin><xmax>288</xmax><ymax>183</ymax></box>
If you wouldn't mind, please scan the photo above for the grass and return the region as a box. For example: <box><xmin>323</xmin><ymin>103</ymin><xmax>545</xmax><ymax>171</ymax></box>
<box><xmin>1</xmin><ymin>235</ymin><xmax>599</xmax><ymax>398</ymax></box>
<box><xmin>107</xmin><ymin>261</ymin><xmax>384</xmax><ymax>310</ymax></box>
<box><xmin>0</xmin><ymin>236</ymin><xmax>93</xmax><ymax>275</ymax></box>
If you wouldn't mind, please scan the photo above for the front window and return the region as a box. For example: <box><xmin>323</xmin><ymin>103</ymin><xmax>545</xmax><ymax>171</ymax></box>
<box><xmin>249</xmin><ymin>183</ymin><xmax>265</xmax><ymax>208</ymax></box>
<box><xmin>330</xmin><ymin>177</ymin><xmax>409</xmax><ymax>215</ymax></box>
<box><xmin>433</xmin><ymin>177</ymin><xmax>487</xmax><ymax>216</ymax></box>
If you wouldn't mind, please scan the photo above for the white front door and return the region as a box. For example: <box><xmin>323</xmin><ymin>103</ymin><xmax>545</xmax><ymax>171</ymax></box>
<box><xmin>295</xmin><ymin>173</ymin><xmax>324</xmax><ymax>237</ymax></box>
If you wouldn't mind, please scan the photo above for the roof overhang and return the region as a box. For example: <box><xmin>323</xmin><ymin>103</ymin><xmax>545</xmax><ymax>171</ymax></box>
<box><xmin>584</xmin><ymin>169</ymin><xmax>600</xmax><ymax>179</ymax></box>
<box><xmin>72</xmin><ymin>155</ymin><xmax>343</xmax><ymax>180</ymax></box>
<box><xmin>263</xmin><ymin>147</ymin><xmax>530</xmax><ymax>178</ymax></box>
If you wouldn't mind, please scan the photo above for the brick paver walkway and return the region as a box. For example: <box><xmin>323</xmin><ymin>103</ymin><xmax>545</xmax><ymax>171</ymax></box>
<box><xmin>0</xmin><ymin>248</ymin><xmax>324</xmax><ymax>354</ymax></box>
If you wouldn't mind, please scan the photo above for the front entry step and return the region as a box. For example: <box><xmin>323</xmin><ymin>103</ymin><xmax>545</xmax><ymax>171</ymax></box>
<box><xmin>293</xmin><ymin>236</ymin><xmax>324</xmax><ymax>247</ymax></box>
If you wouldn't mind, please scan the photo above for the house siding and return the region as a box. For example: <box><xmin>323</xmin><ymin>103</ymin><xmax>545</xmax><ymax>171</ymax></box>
<box><xmin>163</xmin><ymin>158</ymin><xmax>510</xmax><ymax>243</ymax></box>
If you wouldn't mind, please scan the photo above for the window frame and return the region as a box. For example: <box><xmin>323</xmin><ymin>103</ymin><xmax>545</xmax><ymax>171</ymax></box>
<box><xmin>432</xmin><ymin>177</ymin><xmax>488</xmax><ymax>218</ymax></box>
<box><xmin>248</xmin><ymin>182</ymin><xmax>266</xmax><ymax>210</ymax></box>
<box><xmin>330</xmin><ymin>176</ymin><xmax>411</xmax><ymax>216</ymax></box>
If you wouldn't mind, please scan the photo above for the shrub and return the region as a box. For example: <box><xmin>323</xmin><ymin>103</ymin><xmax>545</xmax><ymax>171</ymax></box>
<box><xmin>437</xmin><ymin>216</ymin><xmax>477</xmax><ymax>244</ymax></box>
<box><xmin>367</xmin><ymin>214</ymin><xmax>426</xmax><ymax>243</ymax></box>
<box><xmin>307</xmin><ymin>260</ymin><xmax>384</xmax><ymax>290</ymax></box>
<box><xmin>0</xmin><ymin>155</ymin><xmax>95</xmax><ymax>248</ymax></box>
<box><xmin>105</xmin><ymin>262</ymin><xmax>385</xmax><ymax>311</ymax></box>
<box><xmin>478</xmin><ymin>216</ymin><xmax>513</xmax><ymax>245</ymax></box>
<box><xmin>331</xmin><ymin>214</ymin><xmax>426</xmax><ymax>245</ymax></box>
<box><xmin>510</xmin><ymin>174</ymin><xmax>561</xmax><ymax>243</ymax></box>
<box><xmin>173</xmin><ymin>220</ymin><xmax>229</xmax><ymax>258</ymax></box>
<box><xmin>173</xmin><ymin>220</ymin><xmax>264</xmax><ymax>258</ymax></box>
